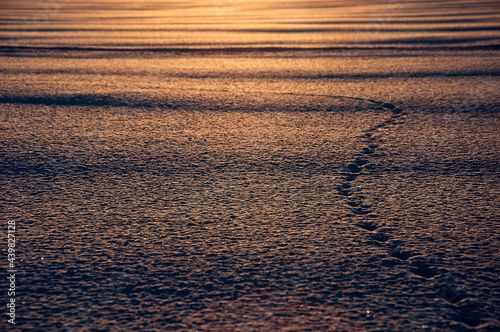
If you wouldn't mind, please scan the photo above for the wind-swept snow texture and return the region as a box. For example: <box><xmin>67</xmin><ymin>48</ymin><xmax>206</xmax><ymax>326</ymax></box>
<box><xmin>1</xmin><ymin>0</ymin><xmax>499</xmax><ymax>331</ymax></box>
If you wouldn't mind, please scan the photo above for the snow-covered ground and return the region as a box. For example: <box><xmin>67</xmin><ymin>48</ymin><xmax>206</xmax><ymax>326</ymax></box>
<box><xmin>1</xmin><ymin>1</ymin><xmax>499</xmax><ymax>331</ymax></box>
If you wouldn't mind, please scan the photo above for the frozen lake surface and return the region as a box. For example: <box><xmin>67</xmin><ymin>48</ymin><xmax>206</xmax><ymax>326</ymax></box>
<box><xmin>1</xmin><ymin>0</ymin><xmax>499</xmax><ymax>331</ymax></box>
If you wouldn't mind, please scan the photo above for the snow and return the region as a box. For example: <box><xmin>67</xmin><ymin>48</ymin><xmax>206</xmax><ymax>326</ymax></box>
<box><xmin>1</xmin><ymin>0</ymin><xmax>499</xmax><ymax>330</ymax></box>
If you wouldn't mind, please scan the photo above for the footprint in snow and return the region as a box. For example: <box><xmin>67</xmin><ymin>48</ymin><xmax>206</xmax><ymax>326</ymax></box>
<box><xmin>347</xmin><ymin>163</ymin><xmax>362</xmax><ymax>173</ymax></box>
<box><xmin>354</xmin><ymin>158</ymin><xmax>368</xmax><ymax>166</ymax></box>
<box><xmin>362</xmin><ymin>147</ymin><xmax>374</xmax><ymax>154</ymax></box>
<box><xmin>382</xmin><ymin>102</ymin><xmax>395</xmax><ymax>109</ymax></box>
<box><xmin>410</xmin><ymin>260</ymin><xmax>438</xmax><ymax>279</ymax></box>
<box><xmin>343</xmin><ymin>173</ymin><xmax>358</xmax><ymax>181</ymax></box>
<box><xmin>351</xmin><ymin>207</ymin><xmax>373</xmax><ymax>215</ymax></box>
<box><xmin>356</xmin><ymin>221</ymin><xmax>379</xmax><ymax>231</ymax></box>
<box><xmin>371</xmin><ymin>232</ymin><xmax>390</xmax><ymax>243</ymax></box>
<box><xmin>389</xmin><ymin>247</ymin><xmax>414</xmax><ymax>261</ymax></box>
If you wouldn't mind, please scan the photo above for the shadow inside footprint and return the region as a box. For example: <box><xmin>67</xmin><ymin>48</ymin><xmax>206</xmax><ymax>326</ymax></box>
<box><xmin>453</xmin><ymin>304</ymin><xmax>483</xmax><ymax>328</ymax></box>
<box><xmin>411</xmin><ymin>262</ymin><xmax>438</xmax><ymax>278</ymax></box>
<box><xmin>354</xmin><ymin>158</ymin><xmax>368</xmax><ymax>166</ymax></box>
<box><xmin>343</xmin><ymin>173</ymin><xmax>358</xmax><ymax>181</ymax></box>
<box><xmin>389</xmin><ymin>248</ymin><xmax>414</xmax><ymax>261</ymax></box>
<box><xmin>362</xmin><ymin>147</ymin><xmax>374</xmax><ymax>154</ymax></box>
<box><xmin>337</xmin><ymin>188</ymin><xmax>351</xmax><ymax>196</ymax></box>
<box><xmin>351</xmin><ymin>207</ymin><xmax>372</xmax><ymax>215</ymax></box>
<box><xmin>356</xmin><ymin>221</ymin><xmax>379</xmax><ymax>231</ymax></box>
<box><xmin>347</xmin><ymin>200</ymin><xmax>362</xmax><ymax>207</ymax></box>
<box><xmin>347</xmin><ymin>163</ymin><xmax>362</xmax><ymax>173</ymax></box>
<box><xmin>371</xmin><ymin>232</ymin><xmax>389</xmax><ymax>242</ymax></box>
<box><xmin>339</xmin><ymin>182</ymin><xmax>351</xmax><ymax>189</ymax></box>
<box><xmin>440</xmin><ymin>284</ymin><xmax>465</xmax><ymax>304</ymax></box>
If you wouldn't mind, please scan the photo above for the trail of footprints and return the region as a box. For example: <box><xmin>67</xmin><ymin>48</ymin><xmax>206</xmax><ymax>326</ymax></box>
<box><xmin>336</xmin><ymin>102</ymin><xmax>482</xmax><ymax>328</ymax></box>
<box><xmin>337</xmin><ymin>102</ymin><xmax>438</xmax><ymax>278</ymax></box>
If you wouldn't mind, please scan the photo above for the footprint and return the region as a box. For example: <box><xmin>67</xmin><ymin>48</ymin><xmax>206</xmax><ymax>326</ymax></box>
<box><xmin>382</xmin><ymin>102</ymin><xmax>395</xmax><ymax>109</ymax></box>
<box><xmin>343</xmin><ymin>174</ymin><xmax>358</xmax><ymax>181</ymax></box>
<box><xmin>337</xmin><ymin>182</ymin><xmax>351</xmax><ymax>195</ymax></box>
<box><xmin>410</xmin><ymin>261</ymin><xmax>438</xmax><ymax>278</ymax></box>
<box><xmin>347</xmin><ymin>163</ymin><xmax>362</xmax><ymax>173</ymax></box>
<box><xmin>371</xmin><ymin>232</ymin><xmax>389</xmax><ymax>243</ymax></box>
<box><xmin>361</xmin><ymin>147</ymin><xmax>374</xmax><ymax>154</ymax></box>
<box><xmin>337</xmin><ymin>188</ymin><xmax>351</xmax><ymax>196</ymax></box>
<box><xmin>356</xmin><ymin>221</ymin><xmax>379</xmax><ymax>231</ymax></box>
<box><xmin>339</xmin><ymin>182</ymin><xmax>351</xmax><ymax>189</ymax></box>
<box><xmin>389</xmin><ymin>247</ymin><xmax>414</xmax><ymax>261</ymax></box>
<box><xmin>440</xmin><ymin>284</ymin><xmax>465</xmax><ymax>304</ymax></box>
<box><xmin>348</xmin><ymin>194</ymin><xmax>366</xmax><ymax>202</ymax></box>
<box><xmin>453</xmin><ymin>304</ymin><xmax>483</xmax><ymax>328</ymax></box>
<box><xmin>347</xmin><ymin>200</ymin><xmax>362</xmax><ymax>207</ymax></box>
<box><xmin>354</xmin><ymin>158</ymin><xmax>368</xmax><ymax>166</ymax></box>
<box><xmin>351</xmin><ymin>207</ymin><xmax>372</xmax><ymax>215</ymax></box>
<box><xmin>412</xmin><ymin>267</ymin><xmax>437</xmax><ymax>278</ymax></box>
